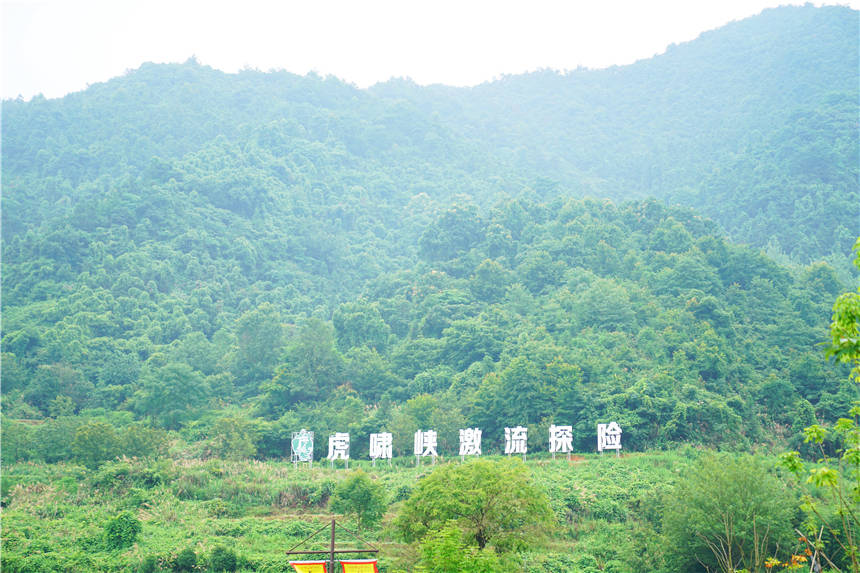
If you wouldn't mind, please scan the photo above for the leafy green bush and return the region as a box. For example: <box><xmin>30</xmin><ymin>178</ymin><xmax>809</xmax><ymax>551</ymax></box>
<box><xmin>662</xmin><ymin>453</ymin><xmax>796</xmax><ymax>572</ymax></box>
<box><xmin>518</xmin><ymin>552</ymin><xmax>578</xmax><ymax>573</ymax></box>
<box><xmin>283</xmin><ymin>520</ymin><xmax>317</xmax><ymax>537</ymax></box>
<box><xmin>124</xmin><ymin>487</ymin><xmax>151</xmax><ymax>509</ymax></box>
<box><xmin>173</xmin><ymin>547</ymin><xmax>197</xmax><ymax>572</ymax></box>
<box><xmin>417</xmin><ymin>523</ymin><xmax>505</xmax><ymax>572</ymax></box>
<box><xmin>312</xmin><ymin>479</ymin><xmax>336</xmax><ymax>506</ymax></box>
<box><xmin>572</xmin><ymin>554</ymin><xmax>601</xmax><ymax>573</ymax></box>
<box><xmin>138</xmin><ymin>555</ymin><xmax>160</xmax><ymax>573</ymax></box>
<box><xmin>122</xmin><ymin>424</ymin><xmax>170</xmax><ymax>458</ymax></box>
<box><xmin>397</xmin><ymin>458</ymin><xmax>553</xmax><ymax>552</ymax></box>
<box><xmin>1</xmin><ymin>473</ymin><xmax>18</xmax><ymax>504</ymax></box>
<box><xmin>104</xmin><ymin>510</ymin><xmax>142</xmax><ymax>550</ymax></box>
<box><xmin>279</xmin><ymin>483</ymin><xmax>312</xmax><ymax>507</ymax></box>
<box><xmin>329</xmin><ymin>469</ymin><xmax>387</xmax><ymax>529</ymax></box>
<box><xmin>91</xmin><ymin>460</ymin><xmax>165</xmax><ymax>490</ymax></box>
<box><xmin>209</xmin><ymin>545</ymin><xmax>237</xmax><ymax>572</ymax></box>
<box><xmin>392</xmin><ymin>483</ymin><xmax>412</xmax><ymax>502</ymax></box>
<box><xmin>205</xmin><ymin>498</ymin><xmax>231</xmax><ymax>517</ymax></box>
<box><xmin>72</xmin><ymin>421</ymin><xmax>120</xmax><ymax>469</ymax></box>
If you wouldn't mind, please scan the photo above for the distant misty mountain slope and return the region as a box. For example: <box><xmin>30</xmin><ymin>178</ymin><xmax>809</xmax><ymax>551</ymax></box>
<box><xmin>370</xmin><ymin>5</ymin><xmax>859</xmax><ymax>260</ymax></box>
<box><xmin>373</xmin><ymin>4</ymin><xmax>857</xmax><ymax>188</ymax></box>
<box><xmin>2</xmin><ymin>4</ymin><xmax>857</xmax><ymax>262</ymax></box>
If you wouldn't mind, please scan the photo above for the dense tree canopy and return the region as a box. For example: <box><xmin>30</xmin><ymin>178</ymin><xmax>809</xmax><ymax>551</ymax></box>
<box><xmin>1</xmin><ymin>7</ymin><xmax>858</xmax><ymax>573</ymax></box>
<box><xmin>1</xmin><ymin>5</ymin><xmax>858</xmax><ymax>467</ymax></box>
<box><xmin>396</xmin><ymin>459</ymin><xmax>554</xmax><ymax>552</ymax></box>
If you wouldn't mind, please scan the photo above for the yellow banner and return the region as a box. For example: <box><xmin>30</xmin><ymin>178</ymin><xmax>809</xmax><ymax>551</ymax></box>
<box><xmin>290</xmin><ymin>561</ymin><xmax>328</xmax><ymax>573</ymax></box>
<box><xmin>340</xmin><ymin>559</ymin><xmax>378</xmax><ymax>573</ymax></box>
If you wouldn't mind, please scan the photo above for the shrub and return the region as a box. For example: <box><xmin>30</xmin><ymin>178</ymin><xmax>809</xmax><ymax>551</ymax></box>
<box><xmin>125</xmin><ymin>487</ymin><xmax>150</xmax><ymax>509</ymax></box>
<box><xmin>205</xmin><ymin>498</ymin><xmax>231</xmax><ymax>517</ymax></box>
<box><xmin>392</xmin><ymin>483</ymin><xmax>412</xmax><ymax>502</ymax></box>
<box><xmin>663</xmin><ymin>453</ymin><xmax>796</xmax><ymax>572</ymax></box>
<box><xmin>122</xmin><ymin>424</ymin><xmax>170</xmax><ymax>458</ymax></box>
<box><xmin>329</xmin><ymin>470</ymin><xmax>387</xmax><ymax>530</ymax></box>
<box><xmin>138</xmin><ymin>555</ymin><xmax>160</xmax><ymax>573</ymax></box>
<box><xmin>279</xmin><ymin>483</ymin><xmax>312</xmax><ymax>507</ymax></box>
<box><xmin>72</xmin><ymin>421</ymin><xmax>120</xmax><ymax>469</ymax></box>
<box><xmin>284</xmin><ymin>520</ymin><xmax>316</xmax><ymax>537</ymax></box>
<box><xmin>418</xmin><ymin>523</ymin><xmax>504</xmax><ymax>573</ymax></box>
<box><xmin>311</xmin><ymin>479</ymin><xmax>336</xmax><ymax>506</ymax></box>
<box><xmin>91</xmin><ymin>460</ymin><xmax>165</xmax><ymax>490</ymax></box>
<box><xmin>104</xmin><ymin>511</ymin><xmax>142</xmax><ymax>550</ymax></box>
<box><xmin>278</xmin><ymin>480</ymin><xmax>334</xmax><ymax>508</ymax></box>
<box><xmin>174</xmin><ymin>547</ymin><xmax>197</xmax><ymax>572</ymax></box>
<box><xmin>396</xmin><ymin>458</ymin><xmax>553</xmax><ymax>552</ymax></box>
<box><xmin>209</xmin><ymin>545</ymin><xmax>238</xmax><ymax>572</ymax></box>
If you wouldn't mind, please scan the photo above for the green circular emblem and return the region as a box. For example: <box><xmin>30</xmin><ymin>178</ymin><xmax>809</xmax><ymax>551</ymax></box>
<box><xmin>292</xmin><ymin>430</ymin><xmax>314</xmax><ymax>462</ymax></box>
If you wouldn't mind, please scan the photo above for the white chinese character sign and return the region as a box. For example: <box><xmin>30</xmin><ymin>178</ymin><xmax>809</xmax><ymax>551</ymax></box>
<box><xmin>549</xmin><ymin>424</ymin><xmax>573</xmax><ymax>459</ymax></box>
<box><xmin>597</xmin><ymin>422</ymin><xmax>622</xmax><ymax>455</ymax></box>
<box><xmin>369</xmin><ymin>432</ymin><xmax>393</xmax><ymax>466</ymax></box>
<box><xmin>284</xmin><ymin>421</ymin><xmax>623</xmax><ymax>467</ymax></box>
<box><xmin>291</xmin><ymin>429</ymin><xmax>314</xmax><ymax>467</ymax></box>
<box><xmin>505</xmin><ymin>426</ymin><xmax>528</xmax><ymax>458</ymax></box>
<box><xmin>414</xmin><ymin>430</ymin><xmax>438</xmax><ymax>465</ymax></box>
<box><xmin>459</xmin><ymin>428</ymin><xmax>482</xmax><ymax>458</ymax></box>
<box><xmin>327</xmin><ymin>432</ymin><xmax>350</xmax><ymax>468</ymax></box>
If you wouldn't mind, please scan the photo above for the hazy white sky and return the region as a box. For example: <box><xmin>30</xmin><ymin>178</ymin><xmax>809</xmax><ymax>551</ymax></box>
<box><xmin>2</xmin><ymin>0</ymin><xmax>858</xmax><ymax>100</ymax></box>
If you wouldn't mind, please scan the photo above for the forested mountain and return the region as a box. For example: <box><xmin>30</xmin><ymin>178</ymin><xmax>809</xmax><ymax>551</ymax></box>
<box><xmin>370</xmin><ymin>4</ymin><xmax>859</xmax><ymax>262</ymax></box>
<box><xmin>4</xmin><ymin>5</ymin><xmax>857</xmax><ymax>262</ymax></box>
<box><xmin>1</xmin><ymin>4</ymin><xmax>858</xmax><ymax>465</ymax></box>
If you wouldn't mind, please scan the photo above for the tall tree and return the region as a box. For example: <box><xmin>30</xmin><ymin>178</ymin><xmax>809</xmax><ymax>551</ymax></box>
<box><xmin>396</xmin><ymin>458</ymin><xmax>553</xmax><ymax>552</ymax></box>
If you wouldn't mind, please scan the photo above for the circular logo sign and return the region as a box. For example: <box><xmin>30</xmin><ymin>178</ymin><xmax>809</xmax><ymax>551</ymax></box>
<box><xmin>291</xmin><ymin>430</ymin><xmax>314</xmax><ymax>462</ymax></box>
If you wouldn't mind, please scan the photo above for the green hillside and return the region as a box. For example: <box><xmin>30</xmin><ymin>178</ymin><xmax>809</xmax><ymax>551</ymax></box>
<box><xmin>0</xmin><ymin>451</ymin><xmax>782</xmax><ymax>573</ymax></box>
<box><xmin>371</xmin><ymin>5</ymin><xmax>860</xmax><ymax>261</ymax></box>
<box><xmin>4</xmin><ymin>5</ymin><xmax>856</xmax><ymax>262</ymax></box>
<box><xmin>1</xmin><ymin>5</ymin><xmax>859</xmax><ymax>572</ymax></box>
<box><xmin>2</xmin><ymin>3</ymin><xmax>858</xmax><ymax>460</ymax></box>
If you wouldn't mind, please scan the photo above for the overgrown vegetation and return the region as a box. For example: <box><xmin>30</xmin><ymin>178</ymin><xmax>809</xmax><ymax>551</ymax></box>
<box><xmin>1</xmin><ymin>4</ymin><xmax>858</xmax><ymax>571</ymax></box>
<box><xmin>779</xmin><ymin>239</ymin><xmax>860</xmax><ymax>573</ymax></box>
<box><xmin>395</xmin><ymin>458</ymin><xmax>554</xmax><ymax>552</ymax></box>
<box><xmin>329</xmin><ymin>469</ymin><xmax>387</xmax><ymax>530</ymax></box>
<box><xmin>4</xmin><ymin>449</ymin><xmax>853</xmax><ymax>572</ymax></box>
<box><xmin>2</xmin><ymin>6</ymin><xmax>857</xmax><ymax>469</ymax></box>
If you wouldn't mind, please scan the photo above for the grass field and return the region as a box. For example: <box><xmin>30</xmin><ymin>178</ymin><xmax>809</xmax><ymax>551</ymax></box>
<box><xmin>0</xmin><ymin>449</ymin><xmax>709</xmax><ymax>572</ymax></box>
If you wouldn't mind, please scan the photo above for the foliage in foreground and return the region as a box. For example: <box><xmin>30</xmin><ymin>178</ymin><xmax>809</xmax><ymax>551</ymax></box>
<box><xmin>780</xmin><ymin>238</ymin><xmax>860</xmax><ymax>573</ymax></box>
<box><xmin>329</xmin><ymin>469</ymin><xmax>387</xmax><ymax>530</ymax></box>
<box><xmin>662</xmin><ymin>453</ymin><xmax>797</xmax><ymax>573</ymax></box>
<box><xmin>6</xmin><ymin>449</ymin><xmax>854</xmax><ymax>572</ymax></box>
<box><xmin>104</xmin><ymin>510</ymin><xmax>143</xmax><ymax>550</ymax></box>
<box><xmin>396</xmin><ymin>458</ymin><xmax>555</xmax><ymax>552</ymax></box>
<box><xmin>415</xmin><ymin>523</ymin><xmax>506</xmax><ymax>572</ymax></box>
